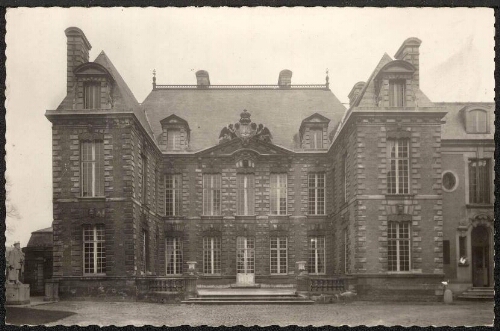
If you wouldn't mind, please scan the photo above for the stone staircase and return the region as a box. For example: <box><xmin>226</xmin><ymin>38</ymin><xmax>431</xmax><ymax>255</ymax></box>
<box><xmin>458</xmin><ymin>287</ymin><xmax>494</xmax><ymax>300</ymax></box>
<box><xmin>181</xmin><ymin>287</ymin><xmax>314</xmax><ymax>305</ymax></box>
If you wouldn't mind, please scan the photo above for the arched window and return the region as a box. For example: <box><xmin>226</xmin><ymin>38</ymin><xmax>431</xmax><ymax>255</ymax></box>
<box><xmin>466</xmin><ymin>109</ymin><xmax>488</xmax><ymax>133</ymax></box>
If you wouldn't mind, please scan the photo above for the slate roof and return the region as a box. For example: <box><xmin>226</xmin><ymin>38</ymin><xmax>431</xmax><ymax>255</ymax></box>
<box><xmin>435</xmin><ymin>102</ymin><xmax>495</xmax><ymax>141</ymax></box>
<box><xmin>142</xmin><ymin>87</ymin><xmax>346</xmax><ymax>151</ymax></box>
<box><xmin>26</xmin><ymin>227</ymin><xmax>53</xmax><ymax>248</ymax></box>
<box><xmin>55</xmin><ymin>52</ymin><xmax>154</xmax><ymax>139</ymax></box>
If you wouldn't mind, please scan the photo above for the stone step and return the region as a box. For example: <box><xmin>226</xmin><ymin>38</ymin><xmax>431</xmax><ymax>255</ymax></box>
<box><xmin>181</xmin><ymin>299</ymin><xmax>314</xmax><ymax>305</ymax></box>
<box><xmin>189</xmin><ymin>296</ymin><xmax>302</xmax><ymax>300</ymax></box>
<box><xmin>457</xmin><ymin>287</ymin><xmax>494</xmax><ymax>301</ymax></box>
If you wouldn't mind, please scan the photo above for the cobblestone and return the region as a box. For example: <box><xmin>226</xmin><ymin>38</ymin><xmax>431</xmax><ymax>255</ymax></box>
<box><xmin>27</xmin><ymin>300</ymin><xmax>494</xmax><ymax>327</ymax></box>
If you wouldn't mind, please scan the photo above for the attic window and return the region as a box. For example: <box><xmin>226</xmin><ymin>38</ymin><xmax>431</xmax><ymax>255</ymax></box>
<box><xmin>167</xmin><ymin>129</ymin><xmax>181</xmax><ymax>150</ymax></box>
<box><xmin>310</xmin><ymin>128</ymin><xmax>323</xmax><ymax>149</ymax></box>
<box><xmin>389</xmin><ymin>80</ymin><xmax>405</xmax><ymax>107</ymax></box>
<box><xmin>84</xmin><ymin>82</ymin><xmax>101</xmax><ymax>109</ymax></box>
<box><xmin>466</xmin><ymin>109</ymin><xmax>488</xmax><ymax>133</ymax></box>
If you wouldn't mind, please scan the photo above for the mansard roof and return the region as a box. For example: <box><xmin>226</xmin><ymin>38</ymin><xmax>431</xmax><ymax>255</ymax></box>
<box><xmin>435</xmin><ymin>102</ymin><xmax>495</xmax><ymax>141</ymax></box>
<box><xmin>142</xmin><ymin>86</ymin><xmax>346</xmax><ymax>151</ymax></box>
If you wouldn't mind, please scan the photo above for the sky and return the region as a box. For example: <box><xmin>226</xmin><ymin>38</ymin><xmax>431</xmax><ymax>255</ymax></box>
<box><xmin>5</xmin><ymin>7</ymin><xmax>494</xmax><ymax>247</ymax></box>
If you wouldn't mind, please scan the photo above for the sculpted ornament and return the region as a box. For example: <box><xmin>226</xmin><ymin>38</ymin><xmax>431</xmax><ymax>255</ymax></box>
<box><xmin>219</xmin><ymin>109</ymin><xmax>272</xmax><ymax>144</ymax></box>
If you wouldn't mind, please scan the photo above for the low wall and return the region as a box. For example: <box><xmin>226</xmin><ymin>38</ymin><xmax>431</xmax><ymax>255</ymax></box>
<box><xmin>58</xmin><ymin>277</ymin><xmax>138</xmax><ymax>301</ymax></box>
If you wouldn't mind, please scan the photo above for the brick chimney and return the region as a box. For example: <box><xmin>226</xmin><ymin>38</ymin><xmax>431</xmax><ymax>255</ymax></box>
<box><xmin>65</xmin><ymin>27</ymin><xmax>92</xmax><ymax>95</ymax></box>
<box><xmin>394</xmin><ymin>37</ymin><xmax>421</xmax><ymax>87</ymax></box>
<box><xmin>195</xmin><ymin>70</ymin><xmax>210</xmax><ymax>88</ymax></box>
<box><xmin>278</xmin><ymin>69</ymin><xmax>292</xmax><ymax>88</ymax></box>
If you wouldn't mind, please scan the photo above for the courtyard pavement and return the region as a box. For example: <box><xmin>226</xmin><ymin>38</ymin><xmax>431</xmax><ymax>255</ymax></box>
<box><xmin>9</xmin><ymin>300</ymin><xmax>494</xmax><ymax>327</ymax></box>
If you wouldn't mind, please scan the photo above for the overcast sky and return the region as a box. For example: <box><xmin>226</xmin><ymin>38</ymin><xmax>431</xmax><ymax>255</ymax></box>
<box><xmin>5</xmin><ymin>7</ymin><xmax>494</xmax><ymax>247</ymax></box>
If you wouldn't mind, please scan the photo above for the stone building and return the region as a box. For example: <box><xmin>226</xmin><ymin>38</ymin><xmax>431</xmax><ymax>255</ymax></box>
<box><xmin>22</xmin><ymin>227</ymin><xmax>54</xmax><ymax>295</ymax></box>
<box><xmin>45</xmin><ymin>27</ymin><xmax>493</xmax><ymax>300</ymax></box>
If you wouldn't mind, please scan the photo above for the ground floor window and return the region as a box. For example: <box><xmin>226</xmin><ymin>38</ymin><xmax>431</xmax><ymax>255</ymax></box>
<box><xmin>166</xmin><ymin>237</ymin><xmax>183</xmax><ymax>275</ymax></box>
<box><xmin>388</xmin><ymin>221</ymin><xmax>411</xmax><ymax>272</ymax></box>
<box><xmin>83</xmin><ymin>224</ymin><xmax>106</xmax><ymax>274</ymax></box>
<box><xmin>270</xmin><ymin>237</ymin><xmax>287</xmax><ymax>274</ymax></box>
<box><xmin>203</xmin><ymin>237</ymin><xmax>221</xmax><ymax>275</ymax></box>
<box><xmin>308</xmin><ymin>236</ymin><xmax>325</xmax><ymax>274</ymax></box>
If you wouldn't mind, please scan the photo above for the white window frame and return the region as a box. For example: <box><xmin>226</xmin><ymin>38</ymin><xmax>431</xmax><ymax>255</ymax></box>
<box><xmin>203</xmin><ymin>237</ymin><xmax>221</xmax><ymax>275</ymax></box>
<box><xmin>270</xmin><ymin>237</ymin><xmax>288</xmax><ymax>275</ymax></box>
<box><xmin>308</xmin><ymin>173</ymin><xmax>326</xmax><ymax>215</ymax></box>
<box><xmin>387</xmin><ymin>139</ymin><xmax>410</xmax><ymax>194</ymax></box>
<box><xmin>237</xmin><ymin>174</ymin><xmax>254</xmax><ymax>216</ymax></box>
<box><xmin>466</xmin><ymin>109</ymin><xmax>488</xmax><ymax>133</ymax></box>
<box><xmin>81</xmin><ymin>140</ymin><xmax>104</xmax><ymax>197</ymax></box>
<box><xmin>387</xmin><ymin>221</ymin><xmax>411</xmax><ymax>272</ymax></box>
<box><xmin>165</xmin><ymin>237</ymin><xmax>183</xmax><ymax>275</ymax></box>
<box><xmin>343</xmin><ymin>155</ymin><xmax>348</xmax><ymax>203</ymax></box>
<box><xmin>83</xmin><ymin>81</ymin><xmax>101</xmax><ymax>109</ymax></box>
<box><xmin>165</xmin><ymin>174</ymin><xmax>181</xmax><ymax>216</ymax></box>
<box><xmin>308</xmin><ymin>236</ymin><xmax>326</xmax><ymax>275</ymax></box>
<box><xmin>142</xmin><ymin>229</ymin><xmax>148</xmax><ymax>273</ymax></box>
<box><xmin>203</xmin><ymin>174</ymin><xmax>222</xmax><ymax>216</ymax></box>
<box><xmin>141</xmin><ymin>155</ymin><xmax>148</xmax><ymax>204</ymax></box>
<box><xmin>167</xmin><ymin>129</ymin><xmax>181</xmax><ymax>150</ymax></box>
<box><xmin>310</xmin><ymin>128</ymin><xmax>323</xmax><ymax>149</ymax></box>
<box><xmin>83</xmin><ymin>224</ymin><xmax>106</xmax><ymax>275</ymax></box>
<box><xmin>270</xmin><ymin>173</ymin><xmax>287</xmax><ymax>215</ymax></box>
<box><xmin>389</xmin><ymin>79</ymin><xmax>406</xmax><ymax>107</ymax></box>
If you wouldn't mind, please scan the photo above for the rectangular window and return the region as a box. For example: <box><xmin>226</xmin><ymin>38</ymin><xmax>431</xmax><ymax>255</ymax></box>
<box><xmin>83</xmin><ymin>224</ymin><xmax>105</xmax><ymax>274</ymax></box>
<box><xmin>166</xmin><ymin>237</ymin><xmax>183</xmax><ymax>275</ymax></box>
<box><xmin>308</xmin><ymin>236</ymin><xmax>325</xmax><ymax>274</ymax></box>
<box><xmin>167</xmin><ymin>129</ymin><xmax>181</xmax><ymax>150</ymax></box>
<box><xmin>466</xmin><ymin>110</ymin><xmax>488</xmax><ymax>133</ymax></box>
<box><xmin>142</xmin><ymin>155</ymin><xmax>148</xmax><ymax>204</ymax></box>
<box><xmin>83</xmin><ymin>82</ymin><xmax>101</xmax><ymax>109</ymax></box>
<box><xmin>203</xmin><ymin>174</ymin><xmax>221</xmax><ymax>216</ymax></box>
<box><xmin>387</xmin><ymin>139</ymin><xmax>410</xmax><ymax>194</ymax></box>
<box><xmin>469</xmin><ymin>159</ymin><xmax>491</xmax><ymax>204</ymax></box>
<box><xmin>203</xmin><ymin>237</ymin><xmax>221</xmax><ymax>275</ymax></box>
<box><xmin>310</xmin><ymin>129</ymin><xmax>323</xmax><ymax>149</ymax></box>
<box><xmin>459</xmin><ymin>236</ymin><xmax>467</xmax><ymax>260</ymax></box>
<box><xmin>343</xmin><ymin>155</ymin><xmax>347</xmax><ymax>203</ymax></box>
<box><xmin>388</xmin><ymin>221</ymin><xmax>411</xmax><ymax>272</ymax></box>
<box><xmin>142</xmin><ymin>230</ymin><xmax>149</xmax><ymax>273</ymax></box>
<box><xmin>165</xmin><ymin>174</ymin><xmax>182</xmax><ymax>216</ymax></box>
<box><xmin>81</xmin><ymin>140</ymin><xmax>104</xmax><ymax>197</ymax></box>
<box><xmin>270</xmin><ymin>174</ymin><xmax>287</xmax><ymax>215</ymax></box>
<box><xmin>308</xmin><ymin>173</ymin><xmax>325</xmax><ymax>215</ymax></box>
<box><xmin>270</xmin><ymin>237</ymin><xmax>288</xmax><ymax>274</ymax></box>
<box><xmin>343</xmin><ymin>228</ymin><xmax>350</xmax><ymax>274</ymax></box>
<box><xmin>237</xmin><ymin>174</ymin><xmax>255</xmax><ymax>215</ymax></box>
<box><xmin>443</xmin><ymin>240</ymin><xmax>450</xmax><ymax>265</ymax></box>
<box><xmin>389</xmin><ymin>80</ymin><xmax>406</xmax><ymax>107</ymax></box>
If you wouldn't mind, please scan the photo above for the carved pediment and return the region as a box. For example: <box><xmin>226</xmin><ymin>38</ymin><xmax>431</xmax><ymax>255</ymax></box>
<box><xmin>219</xmin><ymin>109</ymin><xmax>273</xmax><ymax>144</ymax></box>
<box><xmin>197</xmin><ymin>136</ymin><xmax>292</xmax><ymax>157</ymax></box>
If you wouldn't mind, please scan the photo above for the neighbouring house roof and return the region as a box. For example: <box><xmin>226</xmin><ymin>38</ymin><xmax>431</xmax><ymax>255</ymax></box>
<box><xmin>26</xmin><ymin>227</ymin><xmax>53</xmax><ymax>248</ymax></box>
<box><xmin>56</xmin><ymin>51</ymin><xmax>155</xmax><ymax>140</ymax></box>
<box><xmin>142</xmin><ymin>87</ymin><xmax>346</xmax><ymax>151</ymax></box>
<box><xmin>435</xmin><ymin>102</ymin><xmax>495</xmax><ymax>141</ymax></box>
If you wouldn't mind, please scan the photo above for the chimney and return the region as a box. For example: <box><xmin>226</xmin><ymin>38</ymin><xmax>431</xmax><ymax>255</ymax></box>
<box><xmin>394</xmin><ymin>37</ymin><xmax>421</xmax><ymax>87</ymax></box>
<box><xmin>278</xmin><ymin>69</ymin><xmax>292</xmax><ymax>88</ymax></box>
<box><xmin>195</xmin><ymin>70</ymin><xmax>210</xmax><ymax>88</ymax></box>
<box><xmin>348</xmin><ymin>82</ymin><xmax>365</xmax><ymax>107</ymax></box>
<box><xmin>65</xmin><ymin>27</ymin><xmax>92</xmax><ymax>95</ymax></box>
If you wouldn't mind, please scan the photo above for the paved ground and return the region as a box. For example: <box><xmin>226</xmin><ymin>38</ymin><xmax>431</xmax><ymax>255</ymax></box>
<box><xmin>9</xmin><ymin>300</ymin><xmax>493</xmax><ymax>327</ymax></box>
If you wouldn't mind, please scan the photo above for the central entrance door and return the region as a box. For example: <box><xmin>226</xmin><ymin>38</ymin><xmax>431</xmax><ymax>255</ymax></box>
<box><xmin>236</xmin><ymin>237</ymin><xmax>255</xmax><ymax>285</ymax></box>
<box><xmin>471</xmin><ymin>225</ymin><xmax>491</xmax><ymax>287</ymax></box>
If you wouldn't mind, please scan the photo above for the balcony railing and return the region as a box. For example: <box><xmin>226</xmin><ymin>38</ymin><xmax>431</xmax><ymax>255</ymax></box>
<box><xmin>154</xmin><ymin>84</ymin><xmax>328</xmax><ymax>90</ymax></box>
<box><xmin>310</xmin><ymin>277</ymin><xmax>348</xmax><ymax>294</ymax></box>
<box><xmin>148</xmin><ymin>278</ymin><xmax>185</xmax><ymax>292</ymax></box>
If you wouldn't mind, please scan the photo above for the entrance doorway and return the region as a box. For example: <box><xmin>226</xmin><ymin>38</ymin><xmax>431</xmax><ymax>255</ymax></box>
<box><xmin>236</xmin><ymin>237</ymin><xmax>255</xmax><ymax>285</ymax></box>
<box><xmin>471</xmin><ymin>225</ymin><xmax>492</xmax><ymax>287</ymax></box>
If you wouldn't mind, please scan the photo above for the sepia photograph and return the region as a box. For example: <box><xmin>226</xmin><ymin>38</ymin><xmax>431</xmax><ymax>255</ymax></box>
<box><xmin>4</xmin><ymin>7</ymin><xmax>495</xmax><ymax>326</ymax></box>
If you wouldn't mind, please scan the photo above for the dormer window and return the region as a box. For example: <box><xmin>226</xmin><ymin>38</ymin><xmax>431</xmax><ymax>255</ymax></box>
<box><xmin>310</xmin><ymin>128</ymin><xmax>323</xmax><ymax>149</ymax></box>
<box><xmin>167</xmin><ymin>129</ymin><xmax>181</xmax><ymax>150</ymax></box>
<box><xmin>466</xmin><ymin>109</ymin><xmax>488</xmax><ymax>133</ymax></box>
<box><xmin>84</xmin><ymin>82</ymin><xmax>101</xmax><ymax>109</ymax></box>
<box><xmin>389</xmin><ymin>79</ymin><xmax>405</xmax><ymax>107</ymax></box>
<box><xmin>299</xmin><ymin>113</ymin><xmax>330</xmax><ymax>150</ymax></box>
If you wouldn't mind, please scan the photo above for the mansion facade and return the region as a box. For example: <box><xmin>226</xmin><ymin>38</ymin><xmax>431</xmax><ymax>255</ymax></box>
<box><xmin>43</xmin><ymin>27</ymin><xmax>494</xmax><ymax>300</ymax></box>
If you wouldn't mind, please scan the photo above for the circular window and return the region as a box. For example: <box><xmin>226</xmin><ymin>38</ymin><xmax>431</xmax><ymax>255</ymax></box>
<box><xmin>442</xmin><ymin>171</ymin><xmax>458</xmax><ymax>192</ymax></box>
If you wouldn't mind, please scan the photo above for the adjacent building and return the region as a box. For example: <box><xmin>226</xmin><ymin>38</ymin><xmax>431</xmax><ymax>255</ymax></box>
<box><xmin>44</xmin><ymin>27</ymin><xmax>494</xmax><ymax>300</ymax></box>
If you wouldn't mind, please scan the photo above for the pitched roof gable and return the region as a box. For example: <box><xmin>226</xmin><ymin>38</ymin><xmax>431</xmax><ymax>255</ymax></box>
<box><xmin>355</xmin><ymin>53</ymin><xmax>393</xmax><ymax>108</ymax></box>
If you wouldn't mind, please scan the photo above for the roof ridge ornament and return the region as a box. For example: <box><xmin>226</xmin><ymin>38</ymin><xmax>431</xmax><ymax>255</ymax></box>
<box><xmin>152</xmin><ymin>69</ymin><xmax>156</xmax><ymax>90</ymax></box>
<box><xmin>219</xmin><ymin>109</ymin><xmax>272</xmax><ymax>144</ymax></box>
<box><xmin>325</xmin><ymin>68</ymin><xmax>329</xmax><ymax>89</ymax></box>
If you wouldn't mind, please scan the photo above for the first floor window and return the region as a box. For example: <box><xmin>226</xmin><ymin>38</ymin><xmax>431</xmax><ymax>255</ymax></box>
<box><xmin>83</xmin><ymin>224</ymin><xmax>105</xmax><ymax>274</ymax></box>
<box><xmin>165</xmin><ymin>174</ymin><xmax>182</xmax><ymax>216</ymax></box>
<box><xmin>141</xmin><ymin>155</ymin><xmax>148</xmax><ymax>204</ymax></box>
<box><xmin>469</xmin><ymin>158</ymin><xmax>491</xmax><ymax>204</ymax></box>
<box><xmin>443</xmin><ymin>240</ymin><xmax>450</xmax><ymax>265</ymax></box>
<box><xmin>203</xmin><ymin>174</ymin><xmax>221</xmax><ymax>216</ymax></box>
<box><xmin>387</xmin><ymin>139</ymin><xmax>410</xmax><ymax>194</ymax></box>
<box><xmin>270</xmin><ymin>173</ymin><xmax>287</xmax><ymax>215</ymax></box>
<box><xmin>308</xmin><ymin>236</ymin><xmax>325</xmax><ymax>274</ymax></box>
<box><xmin>270</xmin><ymin>237</ymin><xmax>288</xmax><ymax>274</ymax></box>
<box><xmin>308</xmin><ymin>173</ymin><xmax>325</xmax><ymax>214</ymax></box>
<box><xmin>237</xmin><ymin>174</ymin><xmax>255</xmax><ymax>215</ymax></box>
<box><xmin>203</xmin><ymin>237</ymin><xmax>221</xmax><ymax>275</ymax></box>
<box><xmin>343</xmin><ymin>228</ymin><xmax>350</xmax><ymax>274</ymax></box>
<box><xmin>166</xmin><ymin>237</ymin><xmax>183</xmax><ymax>275</ymax></box>
<box><xmin>142</xmin><ymin>230</ymin><xmax>149</xmax><ymax>273</ymax></box>
<box><xmin>388</xmin><ymin>221</ymin><xmax>411</xmax><ymax>272</ymax></box>
<box><xmin>81</xmin><ymin>140</ymin><xmax>104</xmax><ymax>197</ymax></box>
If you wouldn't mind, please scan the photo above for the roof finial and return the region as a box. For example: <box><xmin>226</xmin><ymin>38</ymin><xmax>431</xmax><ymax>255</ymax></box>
<box><xmin>325</xmin><ymin>68</ymin><xmax>329</xmax><ymax>89</ymax></box>
<box><xmin>152</xmin><ymin>69</ymin><xmax>157</xmax><ymax>90</ymax></box>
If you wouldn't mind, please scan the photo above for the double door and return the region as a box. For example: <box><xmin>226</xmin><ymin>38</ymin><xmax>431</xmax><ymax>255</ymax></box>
<box><xmin>236</xmin><ymin>237</ymin><xmax>255</xmax><ymax>285</ymax></box>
